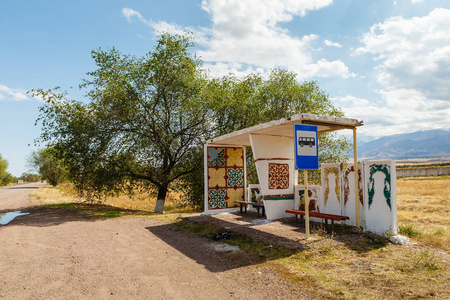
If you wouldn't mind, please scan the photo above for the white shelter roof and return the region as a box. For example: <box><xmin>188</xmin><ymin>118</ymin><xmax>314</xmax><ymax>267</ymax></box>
<box><xmin>207</xmin><ymin>113</ymin><xmax>364</xmax><ymax>146</ymax></box>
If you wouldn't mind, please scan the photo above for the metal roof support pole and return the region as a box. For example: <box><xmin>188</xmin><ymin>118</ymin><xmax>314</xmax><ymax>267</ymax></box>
<box><xmin>353</xmin><ymin>128</ymin><xmax>360</xmax><ymax>230</ymax></box>
<box><xmin>304</xmin><ymin>169</ymin><xmax>310</xmax><ymax>239</ymax></box>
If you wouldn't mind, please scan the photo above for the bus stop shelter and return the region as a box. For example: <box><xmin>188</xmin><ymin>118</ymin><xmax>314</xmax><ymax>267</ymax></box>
<box><xmin>204</xmin><ymin>113</ymin><xmax>364</xmax><ymax>226</ymax></box>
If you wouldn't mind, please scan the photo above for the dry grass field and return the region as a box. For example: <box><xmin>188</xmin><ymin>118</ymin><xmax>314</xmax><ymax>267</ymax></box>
<box><xmin>397</xmin><ymin>176</ymin><xmax>449</xmax><ymax>250</ymax></box>
<box><xmin>30</xmin><ymin>183</ymin><xmax>197</xmax><ymax>214</ymax></box>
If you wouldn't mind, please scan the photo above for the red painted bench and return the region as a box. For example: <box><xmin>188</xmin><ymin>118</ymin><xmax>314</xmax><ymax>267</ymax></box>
<box><xmin>285</xmin><ymin>209</ymin><xmax>349</xmax><ymax>226</ymax></box>
<box><xmin>236</xmin><ymin>201</ymin><xmax>265</xmax><ymax>217</ymax></box>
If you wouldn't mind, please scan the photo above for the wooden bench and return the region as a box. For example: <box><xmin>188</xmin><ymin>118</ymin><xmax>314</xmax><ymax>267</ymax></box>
<box><xmin>285</xmin><ymin>209</ymin><xmax>349</xmax><ymax>227</ymax></box>
<box><xmin>236</xmin><ymin>201</ymin><xmax>265</xmax><ymax>217</ymax></box>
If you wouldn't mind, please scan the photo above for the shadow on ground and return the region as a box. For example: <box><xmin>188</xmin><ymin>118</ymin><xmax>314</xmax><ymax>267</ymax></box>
<box><xmin>3</xmin><ymin>186</ymin><xmax>42</xmax><ymax>190</ymax></box>
<box><xmin>146</xmin><ymin>212</ymin><xmax>322</xmax><ymax>272</ymax></box>
<box><xmin>147</xmin><ymin>211</ymin><xmax>389</xmax><ymax>272</ymax></box>
<box><xmin>0</xmin><ymin>204</ymin><xmax>153</xmax><ymax>228</ymax></box>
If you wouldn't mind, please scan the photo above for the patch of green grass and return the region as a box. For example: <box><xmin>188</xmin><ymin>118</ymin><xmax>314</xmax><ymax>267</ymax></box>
<box><xmin>176</xmin><ymin>218</ymin><xmax>224</xmax><ymax>237</ymax></box>
<box><xmin>96</xmin><ymin>211</ymin><xmax>122</xmax><ymax>218</ymax></box>
<box><xmin>46</xmin><ymin>203</ymin><xmax>81</xmax><ymax>210</ymax></box>
<box><xmin>399</xmin><ymin>224</ymin><xmax>421</xmax><ymax>238</ymax></box>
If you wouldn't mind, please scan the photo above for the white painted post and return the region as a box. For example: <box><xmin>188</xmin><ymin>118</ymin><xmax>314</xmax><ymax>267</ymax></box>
<box><xmin>353</xmin><ymin>128</ymin><xmax>360</xmax><ymax>230</ymax></box>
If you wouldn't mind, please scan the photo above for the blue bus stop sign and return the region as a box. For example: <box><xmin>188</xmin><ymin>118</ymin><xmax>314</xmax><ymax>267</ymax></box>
<box><xmin>294</xmin><ymin>124</ymin><xmax>319</xmax><ymax>170</ymax></box>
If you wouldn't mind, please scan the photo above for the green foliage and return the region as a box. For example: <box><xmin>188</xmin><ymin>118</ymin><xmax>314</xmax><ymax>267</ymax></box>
<box><xmin>208</xmin><ymin>69</ymin><xmax>346</xmax><ymax>135</ymax></box>
<box><xmin>1</xmin><ymin>172</ymin><xmax>16</xmax><ymax>185</ymax></box>
<box><xmin>0</xmin><ymin>154</ymin><xmax>16</xmax><ymax>186</ymax></box>
<box><xmin>0</xmin><ymin>154</ymin><xmax>8</xmax><ymax>185</ymax></box>
<box><xmin>33</xmin><ymin>33</ymin><xmax>211</xmax><ymax>212</ymax></box>
<box><xmin>208</xmin><ymin>69</ymin><xmax>350</xmax><ymax>183</ymax></box>
<box><xmin>29</xmin><ymin>147</ymin><xmax>67</xmax><ymax>186</ymax></box>
<box><xmin>399</xmin><ymin>224</ymin><xmax>421</xmax><ymax>238</ymax></box>
<box><xmin>18</xmin><ymin>172</ymin><xmax>41</xmax><ymax>183</ymax></box>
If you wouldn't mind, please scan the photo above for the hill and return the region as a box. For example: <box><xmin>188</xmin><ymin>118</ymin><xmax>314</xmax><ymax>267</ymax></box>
<box><xmin>358</xmin><ymin>129</ymin><xmax>450</xmax><ymax>160</ymax></box>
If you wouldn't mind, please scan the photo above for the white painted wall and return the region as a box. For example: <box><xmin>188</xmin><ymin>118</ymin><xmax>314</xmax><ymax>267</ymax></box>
<box><xmin>363</xmin><ymin>160</ymin><xmax>397</xmax><ymax>235</ymax></box>
<box><xmin>341</xmin><ymin>163</ymin><xmax>366</xmax><ymax>228</ymax></box>
<box><xmin>250</xmin><ymin>134</ymin><xmax>295</xmax><ymax>220</ymax></box>
<box><xmin>321</xmin><ymin>160</ymin><xmax>398</xmax><ymax>234</ymax></box>
<box><xmin>320</xmin><ymin>164</ymin><xmax>342</xmax><ymax>216</ymax></box>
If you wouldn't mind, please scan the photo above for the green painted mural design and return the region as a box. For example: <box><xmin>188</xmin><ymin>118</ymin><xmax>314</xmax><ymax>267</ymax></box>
<box><xmin>227</xmin><ymin>168</ymin><xmax>243</xmax><ymax>187</ymax></box>
<box><xmin>251</xmin><ymin>187</ymin><xmax>262</xmax><ymax>203</ymax></box>
<box><xmin>368</xmin><ymin>164</ymin><xmax>391</xmax><ymax>210</ymax></box>
<box><xmin>208</xmin><ymin>189</ymin><xmax>226</xmax><ymax>209</ymax></box>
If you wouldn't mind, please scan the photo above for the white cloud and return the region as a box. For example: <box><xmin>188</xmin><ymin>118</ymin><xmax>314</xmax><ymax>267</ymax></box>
<box><xmin>196</xmin><ymin>0</ymin><xmax>354</xmax><ymax>79</ymax></box>
<box><xmin>0</xmin><ymin>84</ymin><xmax>28</xmax><ymax>101</ymax></box>
<box><xmin>324</xmin><ymin>39</ymin><xmax>342</xmax><ymax>48</ymax></box>
<box><xmin>151</xmin><ymin>21</ymin><xmax>190</xmax><ymax>36</ymax></box>
<box><xmin>123</xmin><ymin>1</ymin><xmax>356</xmax><ymax>80</ymax></box>
<box><xmin>122</xmin><ymin>8</ymin><xmax>150</xmax><ymax>26</ymax></box>
<box><xmin>355</xmin><ymin>8</ymin><xmax>450</xmax><ymax>101</ymax></box>
<box><xmin>334</xmin><ymin>90</ymin><xmax>450</xmax><ymax>138</ymax></box>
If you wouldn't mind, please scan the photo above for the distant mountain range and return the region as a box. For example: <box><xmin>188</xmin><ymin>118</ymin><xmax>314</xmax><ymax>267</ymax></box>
<box><xmin>357</xmin><ymin>129</ymin><xmax>450</xmax><ymax>160</ymax></box>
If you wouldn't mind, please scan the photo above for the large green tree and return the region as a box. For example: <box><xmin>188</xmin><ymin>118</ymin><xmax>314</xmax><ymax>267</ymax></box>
<box><xmin>33</xmin><ymin>33</ymin><xmax>211</xmax><ymax>212</ymax></box>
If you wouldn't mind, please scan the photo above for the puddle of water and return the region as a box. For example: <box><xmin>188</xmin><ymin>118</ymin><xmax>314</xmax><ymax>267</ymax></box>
<box><xmin>0</xmin><ymin>211</ymin><xmax>30</xmax><ymax>225</ymax></box>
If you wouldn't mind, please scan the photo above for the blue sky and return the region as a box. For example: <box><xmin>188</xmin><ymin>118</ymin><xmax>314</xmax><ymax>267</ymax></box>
<box><xmin>1</xmin><ymin>0</ymin><xmax>449</xmax><ymax>176</ymax></box>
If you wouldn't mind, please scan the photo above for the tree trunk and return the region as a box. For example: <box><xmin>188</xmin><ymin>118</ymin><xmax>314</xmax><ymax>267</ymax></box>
<box><xmin>154</xmin><ymin>184</ymin><xmax>168</xmax><ymax>213</ymax></box>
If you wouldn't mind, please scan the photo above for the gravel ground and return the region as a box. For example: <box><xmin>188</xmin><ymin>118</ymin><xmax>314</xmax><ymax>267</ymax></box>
<box><xmin>0</xmin><ymin>185</ymin><xmax>315</xmax><ymax>299</ymax></box>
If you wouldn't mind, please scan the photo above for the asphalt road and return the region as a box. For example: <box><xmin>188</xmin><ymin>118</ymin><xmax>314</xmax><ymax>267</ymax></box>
<box><xmin>0</xmin><ymin>182</ymin><xmax>46</xmax><ymax>211</ymax></box>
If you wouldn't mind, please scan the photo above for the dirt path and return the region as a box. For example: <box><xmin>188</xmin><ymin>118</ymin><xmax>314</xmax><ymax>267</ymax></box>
<box><xmin>0</xmin><ymin>186</ymin><xmax>311</xmax><ymax>299</ymax></box>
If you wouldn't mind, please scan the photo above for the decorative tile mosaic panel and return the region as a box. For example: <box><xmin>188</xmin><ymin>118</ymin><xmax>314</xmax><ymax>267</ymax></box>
<box><xmin>208</xmin><ymin>147</ymin><xmax>225</xmax><ymax>167</ymax></box>
<box><xmin>268</xmin><ymin>163</ymin><xmax>289</xmax><ymax>189</ymax></box>
<box><xmin>227</xmin><ymin>168</ymin><xmax>244</xmax><ymax>187</ymax></box>
<box><xmin>227</xmin><ymin>188</ymin><xmax>244</xmax><ymax>207</ymax></box>
<box><xmin>226</xmin><ymin>148</ymin><xmax>244</xmax><ymax>167</ymax></box>
<box><xmin>208</xmin><ymin>168</ymin><xmax>225</xmax><ymax>188</ymax></box>
<box><xmin>207</xmin><ymin>146</ymin><xmax>245</xmax><ymax>210</ymax></box>
<box><xmin>208</xmin><ymin>188</ymin><xmax>227</xmax><ymax>209</ymax></box>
